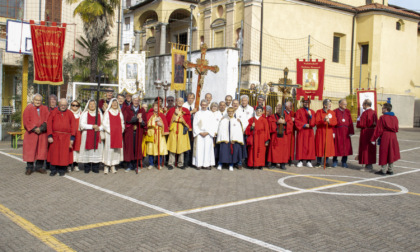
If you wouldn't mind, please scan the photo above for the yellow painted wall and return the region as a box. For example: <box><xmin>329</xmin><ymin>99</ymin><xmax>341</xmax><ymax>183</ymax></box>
<box><xmin>354</xmin><ymin>14</ymin><xmax>374</xmax><ymax>90</ymax></box>
<box><xmin>261</xmin><ymin>0</ymin><xmax>354</xmax><ymax>97</ymax></box>
<box><xmin>372</xmin><ymin>14</ymin><xmax>418</xmax><ymax>96</ymax></box>
<box><xmin>415</xmin><ymin>32</ymin><xmax>420</xmax><ymax>98</ymax></box>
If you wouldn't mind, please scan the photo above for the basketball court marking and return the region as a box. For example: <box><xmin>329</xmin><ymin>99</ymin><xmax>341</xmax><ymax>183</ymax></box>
<box><xmin>64</xmin><ymin>175</ymin><xmax>291</xmax><ymax>252</ymax></box>
<box><xmin>278</xmin><ymin>174</ymin><xmax>409</xmax><ymax>196</ymax></box>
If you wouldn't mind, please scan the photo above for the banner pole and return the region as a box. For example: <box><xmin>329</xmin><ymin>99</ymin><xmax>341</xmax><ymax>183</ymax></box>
<box><xmin>21</xmin><ymin>55</ymin><xmax>29</xmax><ymax>132</ymax></box>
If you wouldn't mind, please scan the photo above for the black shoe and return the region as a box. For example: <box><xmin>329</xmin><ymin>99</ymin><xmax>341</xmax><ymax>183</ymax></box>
<box><xmin>326</xmin><ymin>163</ymin><xmax>331</xmax><ymax>168</ymax></box>
<box><xmin>366</xmin><ymin>164</ymin><xmax>373</xmax><ymax>169</ymax></box>
<box><xmin>168</xmin><ymin>165</ymin><xmax>174</xmax><ymax>170</ymax></box>
<box><xmin>315</xmin><ymin>163</ymin><xmax>321</xmax><ymax>168</ymax></box>
<box><xmin>180</xmin><ymin>166</ymin><xmax>186</xmax><ymax>170</ymax></box>
<box><xmin>196</xmin><ymin>166</ymin><xmax>201</xmax><ymax>170</ymax></box>
<box><xmin>386</xmin><ymin>171</ymin><xmax>394</xmax><ymax>175</ymax></box>
<box><xmin>281</xmin><ymin>164</ymin><xmax>287</xmax><ymax>170</ymax></box>
<box><xmin>267</xmin><ymin>162</ymin><xmax>273</xmax><ymax>168</ymax></box>
<box><xmin>374</xmin><ymin>171</ymin><xmax>386</xmax><ymax>176</ymax></box>
<box><xmin>59</xmin><ymin>172</ymin><xmax>65</xmax><ymax>176</ymax></box>
<box><xmin>259</xmin><ymin>167</ymin><xmax>263</xmax><ymax>170</ymax></box>
<box><xmin>288</xmin><ymin>160</ymin><xmax>292</xmax><ymax>166</ymax></box>
<box><xmin>50</xmin><ymin>171</ymin><xmax>57</xmax><ymax>176</ymax></box>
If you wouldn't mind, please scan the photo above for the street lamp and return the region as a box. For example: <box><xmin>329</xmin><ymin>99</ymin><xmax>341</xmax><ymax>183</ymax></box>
<box><xmin>154</xmin><ymin>80</ymin><xmax>163</xmax><ymax>108</ymax></box>
<box><xmin>162</xmin><ymin>81</ymin><xmax>171</xmax><ymax>107</ymax></box>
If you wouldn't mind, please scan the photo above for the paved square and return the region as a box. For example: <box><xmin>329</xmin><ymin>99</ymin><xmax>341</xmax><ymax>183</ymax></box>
<box><xmin>1</xmin><ymin>128</ymin><xmax>420</xmax><ymax>251</ymax></box>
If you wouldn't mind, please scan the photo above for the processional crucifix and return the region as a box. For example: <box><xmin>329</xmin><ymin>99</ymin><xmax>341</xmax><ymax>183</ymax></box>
<box><xmin>82</xmin><ymin>71</ymin><xmax>108</xmax><ymax>150</ymax></box>
<box><xmin>183</xmin><ymin>43</ymin><xmax>219</xmax><ymax>108</ymax></box>
<box><xmin>268</xmin><ymin>67</ymin><xmax>301</xmax><ymax>137</ymax></box>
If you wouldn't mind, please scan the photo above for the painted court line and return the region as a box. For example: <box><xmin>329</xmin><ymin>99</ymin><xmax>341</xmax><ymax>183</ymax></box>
<box><xmin>400</xmin><ymin>146</ymin><xmax>420</xmax><ymax>153</ymax></box>
<box><xmin>64</xmin><ymin>175</ymin><xmax>291</xmax><ymax>252</ymax></box>
<box><xmin>0</xmin><ymin>204</ymin><xmax>75</xmax><ymax>252</ymax></box>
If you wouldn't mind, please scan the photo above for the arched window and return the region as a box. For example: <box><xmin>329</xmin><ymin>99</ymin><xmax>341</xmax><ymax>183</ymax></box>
<box><xmin>211</xmin><ymin>18</ymin><xmax>226</xmax><ymax>48</ymax></box>
<box><xmin>396</xmin><ymin>20</ymin><xmax>404</xmax><ymax>31</ymax></box>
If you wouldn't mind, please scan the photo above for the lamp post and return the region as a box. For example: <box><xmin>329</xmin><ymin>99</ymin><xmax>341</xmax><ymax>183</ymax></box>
<box><xmin>188</xmin><ymin>4</ymin><xmax>196</xmax><ymax>93</ymax></box>
<box><xmin>162</xmin><ymin>81</ymin><xmax>171</xmax><ymax>107</ymax></box>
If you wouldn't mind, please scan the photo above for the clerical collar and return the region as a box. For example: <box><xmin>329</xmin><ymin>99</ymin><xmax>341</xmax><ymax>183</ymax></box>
<box><xmin>133</xmin><ymin>106</ymin><xmax>139</xmax><ymax>111</ymax></box>
<box><xmin>339</xmin><ymin>108</ymin><xmax>345</xmax><ymax>112</ymax></box>
<box><xmin>255</xmin><ymin>115</ymin><xmax>261</xmax><ymax>120</ymax></box>
<box><xmin>365</xmin><ymin>107</ymin><xmax>372</xmax><ymax>110</ymax></box>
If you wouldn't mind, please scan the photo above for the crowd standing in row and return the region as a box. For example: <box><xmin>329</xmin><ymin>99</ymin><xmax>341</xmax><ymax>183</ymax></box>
<box><xmin>22</xmin><ymin>89</ymin><xmax>400</xmax><ymax>176</ymax></box>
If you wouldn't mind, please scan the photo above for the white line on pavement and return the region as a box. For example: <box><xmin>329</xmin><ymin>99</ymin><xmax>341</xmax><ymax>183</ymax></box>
<box><xmin>64</xmin><ymin>176</ymin><xmax>291</xmax><ymax>252</ymax></box>
<box><xmin>400</xmin><ymin>147</ymin><xmax>420</xmax><ymax>153</ymax></box>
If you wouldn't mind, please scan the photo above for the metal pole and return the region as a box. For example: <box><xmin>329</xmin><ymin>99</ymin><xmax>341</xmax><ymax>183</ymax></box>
<box><xmin>359</xmin><ymin>45</ymin><xmax>363</xmax><ymax>89</ymax></box>
<box><xmin>258</xmin><ymin>0</ymin><xmax>264</xmax><ymax>85</ymax></box>
<box><xmin>117</xmin><ymin>0</ymin><xmax>121</xmax><ymax>54</ymax></box>
<box><xmin>0</xmin><ymin>49</ymin><xmax>3</xmax><ymax>140</ymax></box>
<box><xmin>237</xmin><ymin>20</ymin><xmax>243</xmax><ymax>99</ymax></box>
<box><xmin>120</xmin><ymin>2</ymin><xmax>124</xmax><ymax>51</ymax></box>
<box><xmin>374</xmin><ymin>75</ymin><xmax>377</xmax><ymax>90</ymax></box>
<box><xmin>188</xmin><ymin>5</ymin><xmax>195</xmax><ymax>93</ymax></box>
<box><xmin>307</xmin><ymin>35</ymin><xmax>310</xmax><ymax>61</ymax></box>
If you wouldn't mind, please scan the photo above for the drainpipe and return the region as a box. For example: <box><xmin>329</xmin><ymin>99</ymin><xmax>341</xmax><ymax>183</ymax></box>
<box><xmin>258</xmin><ymin>0</ymin><xmax>264</xmax><ymax>85</ymax></box>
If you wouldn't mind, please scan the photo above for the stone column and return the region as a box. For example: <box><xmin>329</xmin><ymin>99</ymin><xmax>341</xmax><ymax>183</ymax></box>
<box><xmin>134</xmin><ymin>30</ymin><xmax>141</xmax><ymax>52</ymax></box>
<box><xmin>160</xmin><ymin>23</ymin><xmax>168</xmax><ymax>55</ymax></box>
<box><xmin>225</xmin><ymin>1</ymin><xmax>235</xmax><ymax>48</ymax></box>
<box><xmin>243</xmin><ymin>0</ymin><xmax>262</xmax><ymax>84</ymax></box>
<box><xmin>141</xmin><ymin>29</ymin><xmax>147</xmax><ymax>51</ymax></box>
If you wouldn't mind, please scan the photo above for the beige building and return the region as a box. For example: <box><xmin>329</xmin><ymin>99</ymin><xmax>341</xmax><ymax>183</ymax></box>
<box><xmin>125</xmin><ymin>0</ymin><xmax>420</xmax><ymax>126</ymax></box>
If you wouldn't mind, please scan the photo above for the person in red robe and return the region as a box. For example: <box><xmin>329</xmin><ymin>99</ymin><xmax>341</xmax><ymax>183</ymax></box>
<box><xmin>23</xmin><ymin>94</ymin><xmax>49</xmax><ymax>175</ymax></box>
<box><xmin>315</xmin><ymin>99</ymin><xmax>337</xmax><ymax>167</ymax></box>
<box><xmin>285</xmin><ymin>101</ymin><xmax>296</xmax><ymax>166</ymax></box>
<box><xmin>48</xmin><ymin>94</ymin><xmax>58</xmax><ymax>112</ymax></box>
<box><xmin>69</xmin><ymin>100</ymin><xmax>82</xmax><ymax>172</ymax></box>
<box><xmin>371</xmin><ymin>103</ymin><xmax>400</xmax><ymax>175</ymax></box>
<box><xmin>47</xmin><ymin>99</ymin><xmax>77</xmax><ymax>176</ymax></box>
<box><xmin>245</xmin><ymin>106</ymin><xmax>270</xmax><ymax>169</ymax></box>
<box><xmin>332</xmin><ymin>99</ymin><xmax>354</xmax><ymax>168</ymax></box>
<box><xmin>267</xmin><ymin>104</ymin><xmax>293</xmax><ymax>170</ymax></box>
<box><xmin>117</xmin><ymin>94</ymin><xmax>126</xmax><ymax>110</ymax></box>
<box><xmin>295</xmin><ymin>98</ymin><xmax>316</xmax><ymax>167</ymax></box>
<box><xmin>356</xmin><ymin>99</ymin><xmax>377</xmax><ymax>170</ymax></box>
<box><xmin>122</xmin><ymin>94</ymin><xmax>147</xmax><ymax>171</ymax></box>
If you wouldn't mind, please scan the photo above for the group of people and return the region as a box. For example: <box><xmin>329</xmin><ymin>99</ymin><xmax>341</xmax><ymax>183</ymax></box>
<box><xmin>22</xmin><ymin>89</ymin><xmax>401</xmax><ymax>176</ymax></box>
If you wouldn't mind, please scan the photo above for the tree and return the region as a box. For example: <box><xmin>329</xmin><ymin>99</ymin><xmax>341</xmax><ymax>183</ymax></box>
<box><xmin>69</xmin><ymin>37</ymin><xmax>117</xmax><ymax>83</ymax></box>
<box><xmin>67</xmin><ymin>0</ymin><xmax>119</xmax><ymax>82</ymax></box>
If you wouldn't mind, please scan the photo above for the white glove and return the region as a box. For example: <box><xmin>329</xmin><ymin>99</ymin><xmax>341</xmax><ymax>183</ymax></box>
<box><xmin>357</xmin><ymin>117</ymin><xmax>360</xmax><ymax>121</ymax></box>
<box><xmin>333</xmin><ymin>133</ymin><xmax>335</xmax><ymax>138</ymax></box>
<box><xmin>371</xmin><ymin>141</ymin><xmax>375</xmax><ymax>145</ymax></box>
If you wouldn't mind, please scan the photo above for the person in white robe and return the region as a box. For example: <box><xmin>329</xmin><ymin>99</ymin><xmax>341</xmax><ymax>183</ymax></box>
<box><xmin>216</xmin><ymin>107</ymin><xmax>246</xmax><ymax>171</ymax></box>
<box><xmin>79</xmin><ymin>99</ymin><xmax>104</xmax><ymax>173</ymax></box>
<box><xmin>211</xmin><ymin>102</ymin><xmax>222</xmax><ymax>163</ymax></box>
<box><xmin>102</xmin><ymin>98</ymin><xmax>125</xmax><ymax>174</ymax></box>
<box><xmin>68</xmin><ymin>100</ymin><xmax>82</xmax><ymax>172</ymax></box>
<box><xmin>193</xmin><ymin>99</ymin><xmax>217</xmax><ymax>170</ymax></box>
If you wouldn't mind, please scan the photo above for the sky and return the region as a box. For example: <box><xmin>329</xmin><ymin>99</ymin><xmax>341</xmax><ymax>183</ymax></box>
<box><xmin>388</xmin><ymin>0</ymin><xmax>420</xmax><ymax>12</ymax></box>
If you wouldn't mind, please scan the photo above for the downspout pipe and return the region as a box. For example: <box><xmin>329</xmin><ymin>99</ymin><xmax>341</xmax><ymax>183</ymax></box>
<box><xmin>350</xmin><ymin>11</ymin><xmax>357</xmax><ymax>95</ymax></box>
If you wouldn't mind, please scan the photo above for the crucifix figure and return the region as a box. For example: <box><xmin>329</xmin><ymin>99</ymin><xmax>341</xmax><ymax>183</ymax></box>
<box><xmin>183</xmin><ymin>43</ymin><xmax>219</xmax><ymax>109</ymax></box>
<box><xmin>269</xmin><ymin>67</ymin><xmax>301</xmax><ymax>137</ymax></box>
<box><xmin>82</xmin><ymin>71</ymin><xmax>107</xmax><ymax>150</ymax></box>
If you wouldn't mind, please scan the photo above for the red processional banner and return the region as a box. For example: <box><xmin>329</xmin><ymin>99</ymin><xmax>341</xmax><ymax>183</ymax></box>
<box><xmin>296</xmin><ymin>59</ymin><xmax>325</xmax><ymax>100</ymax></box>
<box><xmin>30</xmin><ymin>21</ymin><xmax>66</xmax><ymax>85</ymax></box>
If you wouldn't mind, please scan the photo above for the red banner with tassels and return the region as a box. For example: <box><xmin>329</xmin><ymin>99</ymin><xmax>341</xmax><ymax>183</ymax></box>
<box><xmin>30</xmin><ymin>21</ymin><xmax>66</xmax><ymax>85</ymax></box>
<box><xmin>296</xmin><ymin>59</ymin><xmax>325</xmax><ymax>100</ymax></box>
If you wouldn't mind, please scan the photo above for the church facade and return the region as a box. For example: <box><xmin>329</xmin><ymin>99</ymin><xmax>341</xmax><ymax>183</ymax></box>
<box><xmin>125</xmin><ymin>0</ymin><xmax>420</xmax><ymax>126</ymax></box>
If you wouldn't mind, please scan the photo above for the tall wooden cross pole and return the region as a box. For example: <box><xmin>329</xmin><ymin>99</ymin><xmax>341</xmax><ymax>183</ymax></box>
<box><xmin>269</xmin><ymin>67</ymin><xmax>301</xmax><ymax>137</ymax></box>
<box><xmin>82</xmin><ymin>71</ymin><xmax>108</xmax><ymax>150</ymax></box>
<box><xmin>183</xmin><ymin>43</ymin><xmax>219</xmax><ymax>108</ymax></box>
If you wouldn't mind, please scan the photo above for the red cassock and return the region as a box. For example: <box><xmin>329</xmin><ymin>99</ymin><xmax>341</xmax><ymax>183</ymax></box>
<box><xmin>295</xmin><ymin>108</ymin><xmax>316</xmax><ymax>160</ymax></box>
<box><xmin>123</xmin><ymin>106</ymin><xmax>147</xmax><ymax>161</ymax></box>
<box><xmin>285</xmin><ymin>110</ymin><xmax>296</xmax><ymax>161</ymax></box>
<box><xmin>245</xmin><ymin>117</ymin><xmax>270</xmax><ymax>167</ymax></box>
<box><xmin>333</xmin><ymin>108</ymin><xmax>354</xmax><ymax>156</ymax></box>
<box><xmin>22</xmin><ymin>104</ymin><xmax>50</xmax><ymax>162</ymax></box>
<box><xmin>356</xmin><ymin>109</ymin><xmax>377</xmax><ymax>164</ymax></box>
<box><xmin>47</xmin><ymin>109</ymin><xmax>76</xmax><ymax>166</ymax></box>
<box><xmin>71</xmin><ymin>113</ymin><xmax>82</xmax><ymax>152</ymax></box>
<box><xmin>267</xmin><ymin>114</ymin><xmax>293</xmax><ymax>164</ymax></box>
<box><xmin>109</xmin><ymin>111</ymin><xmax>123</xmax><ymax>149</ymax></box>
<box><xmin>315</xmin><ymin>109</ymin><xmax>337</xmax><ymax>158</ymax></box>
<box><xmin>371</xmin><ymin>114</ymin><xmax>400</xmax><ymax>166</ymax></box>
